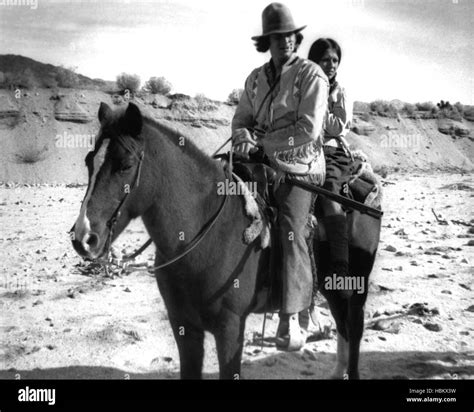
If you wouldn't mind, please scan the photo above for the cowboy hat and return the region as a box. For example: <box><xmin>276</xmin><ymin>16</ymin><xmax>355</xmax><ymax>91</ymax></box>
<box><xmin>251</xmin><ymin>2</ymin><xmax>306</xmax><ymax>40</ymax></box>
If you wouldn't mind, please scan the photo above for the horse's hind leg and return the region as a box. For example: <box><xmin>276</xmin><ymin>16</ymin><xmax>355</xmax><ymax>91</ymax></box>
<box><xmin>324</xmin><ymin>292</ymin><xmax>349</xmax><ymax>379</ymax></box>
<box><xmin>214</xmin><ymin>307</ymin><xmax>246</xmax><ymax>380</ymax></box>
<box><xmin>347</xmin><ymin>297</ymin><xmax>365</xmax><ymax>380</ymax></box>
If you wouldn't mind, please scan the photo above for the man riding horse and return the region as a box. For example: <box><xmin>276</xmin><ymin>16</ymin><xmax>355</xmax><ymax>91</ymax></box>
<box><xmin>232</xmin><ymin>2</ymin><xmax>329</xmax><ymax>351</ymax></box>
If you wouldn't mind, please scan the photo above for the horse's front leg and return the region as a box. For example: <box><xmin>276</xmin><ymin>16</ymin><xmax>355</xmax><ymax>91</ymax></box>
<box><xmin>214</xmin><ymin>306</ymin><xmax>246</xmax><ymax>380</ymax></box>
<box><xmin>156</xmin><ymin>274</ymin><xmax>205</xmax><ymax>379</ymax></box>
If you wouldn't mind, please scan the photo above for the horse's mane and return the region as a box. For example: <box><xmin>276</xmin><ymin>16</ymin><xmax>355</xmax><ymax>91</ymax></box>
<box><xmin>141</xmin><ymin>115</ymin><xmax>223</xmax><ymax>176</ymax></box>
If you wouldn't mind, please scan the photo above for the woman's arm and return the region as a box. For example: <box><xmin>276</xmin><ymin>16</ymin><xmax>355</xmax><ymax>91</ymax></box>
<box><xmin>325</xmin><ymin>86</ymin><xmax>352</xmax><ymax>137</ymax></box>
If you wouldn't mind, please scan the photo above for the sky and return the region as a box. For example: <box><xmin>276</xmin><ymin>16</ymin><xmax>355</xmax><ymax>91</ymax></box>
<box><xmin>0</xmin><ymin>0</ymin><xmax>473</xmax><ymax>104</ymax></box>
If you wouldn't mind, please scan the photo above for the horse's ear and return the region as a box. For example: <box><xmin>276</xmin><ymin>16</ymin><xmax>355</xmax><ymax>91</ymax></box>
<box><xmin>122</xmin><ymin>102</ymin><xmax>143</xmax><ymax>137</ymax></box>
<box><xmin>98</xmin><ymin>102</ymin><xmax>113</xmax><ymax>124</ymax></box>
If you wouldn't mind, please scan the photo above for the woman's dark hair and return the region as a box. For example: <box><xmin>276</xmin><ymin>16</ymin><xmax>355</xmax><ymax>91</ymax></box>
<box><xmin>308</xmin><ymin>38</ymin><xmax>342</xmax><ymax>65</ymax></box>
<box><xmin>254</xmin><ymin>32</ymin><xmax>304</xmax><ymax>53</ymax></box>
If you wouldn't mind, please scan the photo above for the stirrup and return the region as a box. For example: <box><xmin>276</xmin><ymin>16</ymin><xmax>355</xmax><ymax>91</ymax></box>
<box><xmin>275</xmin><ymin>313</ymin><xmax>308</xmax><ymax>352</ymax></box>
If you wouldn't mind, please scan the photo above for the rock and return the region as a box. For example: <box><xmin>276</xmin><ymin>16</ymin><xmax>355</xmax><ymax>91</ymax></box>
<box><xmin>54</xmin><ymin>96</ymin><xmax>92</xmax><ymax>123</ymax></box>
<box><xmin>460</xmin><ymin>331</ymin><xmax>469</xmax><ymax>336</ymax></box>
<box><xmin>466</xmin><ymin>305</ymin><xmax>474</xmax><ymax>313</ymax></box>
<box><xmin>394</xmin><ymin>229</ymin><xmax>406</xmax><ymax>236</ymax></box>
<box><xmin>467</xmin><ymin>240</ymin><xmax>474</xmax><ymax>246</ymax></box>
<box><xmin>351</xmin><ymin>120</ymin><xmax>375</xmax><ymax>136</ymax></box>
<box><xmin>423</xmin><ymin>322</ymin><xmax>442</xmax><ymax>332</ymax></box>
<box><xmin>440</xmin><ymin>290</ymin><xmax>452</xmax><ymax>294</ymax></box>
<box><xmin>370</xmin><ymin>319</ymin><xmax>401</xmax><ymax>334</ymax></box>
<box><xmin>384</xmin><ymin>245</ymin><xmax>397</xmax><ymax>252</ymax></box>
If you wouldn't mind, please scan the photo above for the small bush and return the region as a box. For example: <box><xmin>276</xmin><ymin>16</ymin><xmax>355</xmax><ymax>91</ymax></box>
<box><xmin>454</xmin><ymin>102</ymin><xmax>464</xmax><ymax>117</ymax></box>
<box><xmin>415</xmin><ymin>101</ymin><xmax>435</xmax><ymax>111</ymax></box>
<box><xmin>3</xmin><ymin>69</ymin><xmax>38</xmax><ymax>89</ymax></box>
<box><xmin>227</xmin><ymin>88</ymin><xmax>243</xmax><ymax>105</ymax></box>
<box><xmin>369</xmin><ymin>100</ymin><xmax>398</xmax><ymax>117</ymax></box>
<box><xmin>403</xmin><ymin>103</ymin><xmax>416</xmax><ymax>116</ymax></box>
<box><xmin>437</xmin><ymin>100</ymin><xmax>451</xmax><ymax>110</ymax></box>
<box><xmin>144</xmin><ymin>76</ymin><xmax>172</xmax><ymax>95</ymax></box>
<box><xmin>56</xmin><ymin>65</ymin><xmax>79</xmax><ymax>88</ymax></box>
<box><xmin>195</xmin><ymin>93</ymin><xmax>219</xmax><ymax>111</ymax></box>
<box><xmin>116</xmin><ymin>73</ymin><xmax>141</xmax><ymax>94</ymax></box>
<box><xmin>463</xmin><ymin>105</ymin><xmax>474</xmax><ymax>121</ymax></box>
<box><xmin>438</xmin><ymin>106</ymin><xmax>463</xmax><ymax>121</ymax></box>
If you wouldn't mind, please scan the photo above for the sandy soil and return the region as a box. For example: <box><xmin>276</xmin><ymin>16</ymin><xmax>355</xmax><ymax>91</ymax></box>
<box><xmin>0</xmin><ymin>172</ymin><xmax>473</xmax><ymax>380</ymax></box>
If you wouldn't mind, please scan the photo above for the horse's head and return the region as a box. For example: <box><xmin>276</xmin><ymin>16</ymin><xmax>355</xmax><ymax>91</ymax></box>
<box><xmin>71</xmin><ymin>102</ymin><xmax>146</xmax><ymax>260</ymax></box>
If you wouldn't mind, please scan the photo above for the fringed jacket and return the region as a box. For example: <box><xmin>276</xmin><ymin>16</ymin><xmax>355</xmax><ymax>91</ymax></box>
<box><xmin>232</xmin><ymin>55</ymin><xmax>329</xmax><ymax>177</ymax></box>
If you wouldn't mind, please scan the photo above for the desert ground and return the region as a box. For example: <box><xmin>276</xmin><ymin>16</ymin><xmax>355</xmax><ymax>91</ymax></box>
<box><xmin>1</xmin><ymin>172</ymin><xmax>472</xmax><ymax>380</ymax></box>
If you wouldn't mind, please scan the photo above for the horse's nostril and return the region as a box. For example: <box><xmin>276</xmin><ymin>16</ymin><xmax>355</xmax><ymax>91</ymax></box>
<box><xmin>85</xmin><ymin>232</ymin><xmax>99</xmax><ymax>249</ymax></box>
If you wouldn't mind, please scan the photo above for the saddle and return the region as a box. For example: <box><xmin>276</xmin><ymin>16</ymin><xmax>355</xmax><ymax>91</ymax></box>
<box><xmin>214</xmin><ymin>149</ymin><xmax>382</xmax><ymax>313</ymax></box>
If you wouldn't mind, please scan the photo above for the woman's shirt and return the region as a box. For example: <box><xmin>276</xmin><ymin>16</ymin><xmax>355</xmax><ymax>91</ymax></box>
<box><xmin>232</xmin><ymin>55</ymin><xmax>329</xmax><ymax>176</ymax></box>
<box><xmin>323</xmin><ymin>82</ymin><xmax>352</xmax><ymax>148</ymax></box>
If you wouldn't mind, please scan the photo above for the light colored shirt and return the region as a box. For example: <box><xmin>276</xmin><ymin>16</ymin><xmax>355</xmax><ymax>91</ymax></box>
<box><xmin>323</xmin><ymin>82</ymin><xmax>352</xmax><ymax>148</ymax></box>
<box><xmin>232</xmin><ymin>55</ymin><xmax>329</xmax><ymax>175</ymax></box>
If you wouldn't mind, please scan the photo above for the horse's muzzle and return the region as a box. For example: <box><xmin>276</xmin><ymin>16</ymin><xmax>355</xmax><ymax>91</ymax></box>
<box><xmin>71</xmin><ymin>223</ymin><xmax>105</xmax><ymax>260</ymax></box>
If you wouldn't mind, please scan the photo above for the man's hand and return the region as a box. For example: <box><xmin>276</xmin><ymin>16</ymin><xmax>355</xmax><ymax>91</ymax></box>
<box><xmin>232</xmin><ymin>128</ymin><xmax>257</xmax><ymax>159</ymax></box>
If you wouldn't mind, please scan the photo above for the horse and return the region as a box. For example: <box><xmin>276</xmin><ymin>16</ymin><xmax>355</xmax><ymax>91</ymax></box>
<box><xmin>71</xmin><ymin>102</ymin><xmax>381</xmax><ymax>379</ymax></box>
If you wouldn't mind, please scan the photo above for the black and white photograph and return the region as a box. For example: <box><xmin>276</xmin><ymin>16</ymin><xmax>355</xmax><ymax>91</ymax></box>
<box><xmin>0</xmin><ymin>0</ymin><xmax>472</xmax><ymax>406</ymax></box>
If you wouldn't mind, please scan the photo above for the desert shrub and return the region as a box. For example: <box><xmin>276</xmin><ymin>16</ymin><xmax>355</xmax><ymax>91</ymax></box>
<box><xmin>227</xmin><ymin>88</ymin><xmax>243</xmax><ymax>105</ymax></box>
<box><xmin>195</xmin><ymin>93</ymin><xmax>219</xmax><ymax>111</ymax></box>
<box><xmin>143</xmin><ymin>76</ymin><xmax>172</xmax><ymax>95</ymax></box>
<box><xmin>463</xmin><ymin>105</ymin><xmax>474</xmax><ymax>120</ymax></box>
<box><xmin>369</xmin><ymin>100</ymin><xmax>398</xmax><ymax>117</ymax></box>
<box><xmin>43</xmin><ymin>73</ymin><xmax>58</xmax><ymax>89</ymax></box>
<box><xmin>3</xmin><ymin>69</ymin><xmax>38</xmax><ymax>89</ymax></box>
<box><xmin>415</xmin><ymin>101</ymin><xmax>435</xmax><ymax>111</ymax></box>
<box><xmin>437</xmin><ymin>100</ymin><xmax>451</xmax><ymax>110</ymax></box>
<box><xmin>56</xmin><ymin>65</ymin><xmax>79</xmax><ymax>88</ymax></box>
<box><xmin>403</xmin><ymin>103</ymin><xmax>416</xmax><ymax>116</ymax></box>
<box><xmin>454</xmin><ymin>102</ymin><xmax>464</xmax><ymax>117</ymax></box>
<box><xmin>359</xmin><ymin>112</ymin><xmax>371</xmax><ymax>122</ymax></box>
<box><xmin>116</xmin><ymin>73</ymin><xmax>141</xmax><ymax>94</ymax></box>
<box><xmin>438</xmin><ymin>106</ymin><xmax>463</xmax><ymax>121</ymax></box>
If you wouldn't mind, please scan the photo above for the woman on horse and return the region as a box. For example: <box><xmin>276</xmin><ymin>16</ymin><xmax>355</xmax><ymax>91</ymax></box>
<box><xmin>232</xmin><ymin>2</ymin><xmax>329</xmax><ymax>351</ymax></box>
<box><xmin>308</xmin><ymin>38</ymin><xmax>355</xmax><ymax>298</ymax></box>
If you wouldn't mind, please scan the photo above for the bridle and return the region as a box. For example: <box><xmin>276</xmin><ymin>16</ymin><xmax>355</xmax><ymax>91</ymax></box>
<box><xmin>97</xmin><ymin>142</ymin><xmax>229</xmax><ymax>274</ymax></box>
<box><xmin>103</xmin><ymin>149</ymin><xmax>145</xmax><ymax>261</ymax></box>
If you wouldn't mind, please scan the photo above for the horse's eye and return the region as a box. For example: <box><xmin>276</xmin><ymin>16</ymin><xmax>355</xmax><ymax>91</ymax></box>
<box><xmin>118</xmin><ymin>163</ymin><xmax>133</xmax><ymax>174</ymax></box>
